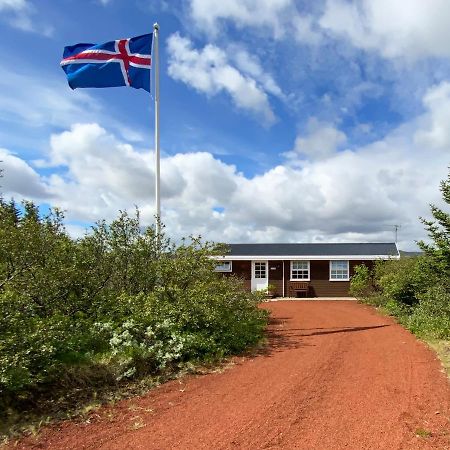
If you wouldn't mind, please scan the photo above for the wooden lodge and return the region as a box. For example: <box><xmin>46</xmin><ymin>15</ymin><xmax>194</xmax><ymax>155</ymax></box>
<box><xmin>214</xmin><ymin>243</ymin><xmax>399</xmax><ymax>298</ymax></box>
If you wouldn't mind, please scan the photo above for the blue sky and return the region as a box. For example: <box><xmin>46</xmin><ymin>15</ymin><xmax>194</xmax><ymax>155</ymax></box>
<box><xmin>1</xmin><ymin>0</ymin><xmax>450</xmax><ymax>249</ymax></box>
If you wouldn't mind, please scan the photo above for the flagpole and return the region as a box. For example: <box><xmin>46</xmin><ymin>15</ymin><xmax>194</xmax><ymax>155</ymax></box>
<box><xmin>153</xmin><ymin>22</ymin><xmax>160</xmax><ymax>236</ymax></box>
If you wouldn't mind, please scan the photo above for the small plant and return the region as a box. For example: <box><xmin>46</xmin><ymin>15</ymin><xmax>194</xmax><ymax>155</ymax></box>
<box><xmin>266</xmin><ymin>284</ymin><xmax>277</xmax><ymax>298</ymax></box>
<box><xmin>415</xmin><ymin>428</ymin><xmax>432</xmax><ymax>438</ymax></box>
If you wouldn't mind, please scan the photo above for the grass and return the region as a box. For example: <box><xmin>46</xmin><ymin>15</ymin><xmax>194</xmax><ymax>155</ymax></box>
<box><xmin>415</xmin><ymin>427</ymin><xmax>432</xmax><ymax>438</ymax></box>
<box><xmin>425</xmin><ymin>340</ymin><xmax>450</xmax><ymax>377</ymax></box>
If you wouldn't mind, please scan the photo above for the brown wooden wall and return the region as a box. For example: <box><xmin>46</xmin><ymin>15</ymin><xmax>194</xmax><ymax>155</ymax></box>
<box><xmin>225</xmin><ymin>259</ymin><xmax>374</xmax><ymax>297</ymax></box>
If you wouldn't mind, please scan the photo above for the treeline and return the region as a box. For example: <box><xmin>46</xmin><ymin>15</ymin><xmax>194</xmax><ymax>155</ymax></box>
<box><xmin>350</xmin><ymin>170</ymin><xmax>450</xmax><ymax>339</ymax></box>
<box><xmin>0</xmin><ymin>201</ymin><xmax>267</xmax><ymax>425</ymax></box>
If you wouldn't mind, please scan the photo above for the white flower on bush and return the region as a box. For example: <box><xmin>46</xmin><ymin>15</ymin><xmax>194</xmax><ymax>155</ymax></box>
<box><xmin>94</xmin><ymin>322</ymin><xmax>113</xmax><ymax>331</ymax></box>
<box><xmin>106</xmin><ymin>317</ymin><xmax>192</xmax><ymax>374</ymax></box>
<box><xmin>109</xmin><ymin>320</ymin><xmax>139</xmax><ymax>356</ymax></box>
<box><xmin>120</xmin><ymin>365</ymin><xmax>136</xmax><ymax>379</ymax></box>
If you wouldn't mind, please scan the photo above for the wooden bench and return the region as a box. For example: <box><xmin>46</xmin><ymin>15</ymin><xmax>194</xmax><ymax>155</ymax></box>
<box><xmin>289</xmin><ymin>281</ymin><xmax>309</xmax><ymax>298</ymax></box>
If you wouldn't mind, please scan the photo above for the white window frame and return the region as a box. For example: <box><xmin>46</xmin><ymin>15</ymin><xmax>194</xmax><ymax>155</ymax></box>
<box><xmin>253</xmin><ymin>261</ymin><xmax>267</xmax><ymax>279</ymax></box>
<box><xmin>290</xmin><ymin>260</ymin><xmax>310</xmax><ymax>281</ymax></box>
<box><xmin>215</xmin><ymin>261</ymin><xmax>232</xmax><ymax>272</ymax></box>
<box><xmin>329</xmin><ymin>260</ymin><xmax>350</xmax><ymax>281</ymax></box>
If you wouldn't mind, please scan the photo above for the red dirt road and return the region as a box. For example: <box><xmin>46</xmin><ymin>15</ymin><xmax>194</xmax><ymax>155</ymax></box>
<box><xmin>16</xmin><ymin>301</ymin><xmax>450</xmax><ymax>449</ymax></box>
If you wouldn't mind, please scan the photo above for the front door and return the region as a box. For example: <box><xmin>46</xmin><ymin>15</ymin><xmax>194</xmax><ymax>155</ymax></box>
<box><xmin>251</xmin><ymin>261</ymin><xmax>268</xmax><ymax>292</ymax></box>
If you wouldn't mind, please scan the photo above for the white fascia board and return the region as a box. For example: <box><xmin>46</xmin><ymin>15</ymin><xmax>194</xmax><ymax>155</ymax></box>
<box><xmin>212</xmin><ymin>255</ymin><xmax>400</xmax><ymax>261</ymax></box>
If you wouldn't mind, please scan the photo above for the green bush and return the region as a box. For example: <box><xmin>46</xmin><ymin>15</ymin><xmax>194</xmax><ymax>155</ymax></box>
<box><xmin>352</xmin><ymin>256</ymin><xmax>450</xmax><ymax>339</ymax></box>
<box><xmin>407</xmin><ymin>284</ymin><xmax>450</xmax><ymax>339</ymax></box>
<box><xmin>349</xmin><ymin>264</ymin><xmax>372</xmax><ymax>299</ymax></box>
<box><xmin>381</xmin><ymin>298</ymin><xmax>411</xmax><ymax>319</ymax></box>
<box><xmin>0</xmin><ymin>199</ymin><xmax>267</xmax><ymax>418</ymax></box>
<box><xmin>374</xmin><ymin>257</ymin><xmax>428</xmax><ymax>306</ymax></box>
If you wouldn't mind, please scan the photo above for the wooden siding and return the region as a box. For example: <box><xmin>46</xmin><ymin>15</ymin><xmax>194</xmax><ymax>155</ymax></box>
<box><xmin>285</xmin><ymin>260</ymin><xmax>374</xmax><ymax>297</ymax></box>
<box><xmin>225</xmin><ymin>259</ymin><xmax>374</xmax><ymax>297</ymax></box>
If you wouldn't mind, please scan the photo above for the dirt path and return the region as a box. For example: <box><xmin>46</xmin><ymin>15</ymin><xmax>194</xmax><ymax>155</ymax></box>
<box><xmin>15</xmin><ymin>301</ymin><xmax>450</xmax><ymax>449</ymax></box>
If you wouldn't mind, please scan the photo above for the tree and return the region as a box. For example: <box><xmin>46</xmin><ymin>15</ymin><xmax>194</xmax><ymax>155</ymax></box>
<box><xmin>418</xmin><ymin>168</ymin><xmax>450</xmax><ymax>279</ymax></box>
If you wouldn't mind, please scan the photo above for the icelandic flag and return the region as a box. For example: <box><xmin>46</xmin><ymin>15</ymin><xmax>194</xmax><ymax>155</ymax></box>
<box><xmin>61</xmin><ymin>33</ymin><xmax>152</xmax><ymax>93</ymax></box>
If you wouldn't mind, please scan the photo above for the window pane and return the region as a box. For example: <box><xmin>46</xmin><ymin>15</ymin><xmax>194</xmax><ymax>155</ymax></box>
<box><xmin>291</xmin><ymin>261</ymin><xmax>309</xmax><ymax>279</ymax></box>
<box><xmin>215</xmin><ymin>261</ymin><xmax>231</xmax><ymax>272</ymax></box>
<box><xmin>254</xmin><ymin>263</ymin><xmax>266</xmax><ymax>278</ymax></box>
<box><xmin>330</xmin><ymin>260</ymin><xmax>349</xmax><ymax>279</ymax></box>
<box><xmin>292</xmin><ymin>261</ymin><xmax>308</xmax><ymax>270</ymax></box>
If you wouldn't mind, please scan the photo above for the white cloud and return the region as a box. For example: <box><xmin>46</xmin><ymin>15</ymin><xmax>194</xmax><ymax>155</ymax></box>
<box><xmin>3</xmin><ymin>82</ymin><xmax>450</xmax><ymax>250</ymax></box>
<box><xmin>44</xmin><ymin>123</ymin><xmax>153</xmax><ymax>221</ymax></box>
<box><xmin>188</xmin><ymin>0</ymin><xmax>450</xmax><ymax>62</ymax></box>
<box><xmin>1</xmin><ymin>123</ymin><xmax>239</xmax><ymax>226</ymax></box>
<box><xmin>320</xmin><ymin>0</ymin><xmax>450</xmax><ymax>60</ymax></box>
<box><xmin>0</xmin><ymin>65</ymin><xmax>98</xmax><ymax>128</ymax></box>
<box><xmin>0</xmin><ymin>0</ymin><xmax>27</xmax><ymax>11</ymax></box>
<box><xmin>189</xmin><ymin>0</ymin><xmax>292</xmax><ymax>38</ymax></box>
<box><xmin>292</xmin><ymin>15</ymin><xmax>322</xmax><ymax>45</ymax></box>
<box><xmin>0</xmin><ymin>0</ymin><xmax>53</xmax><ymax>35</ymax></box>
<box><xmin>414</xmin><ymin>82</ymin><xmax>450</xmax><ymax>149</ymax></box>
<box><xmin>285</xmin><ymin>118</ymin><xmax>347</xmax><ymax>161</ymax></box>
<box><xmin>167</xmin><ymin>33</ymin><xmax>277</xmax><ymax>124</ymax></box>
<box><xmin>189</xmin><ymin>0</ymin><xmax>322</xmax><ymax>45</ymax></box>
<box><xmin>229</xmin><ymin>46</ymin><xmax>285</xmax><ymax>101</ymax></box>
<box><xmin>0</xmin><ymin>62</ymin><xmax>146</xmax><ymax>150</ymax></box>
<box><xmin>0</xmin><ymin>148</ymin><xmax>51</xmax><ymax>198</ymax></box>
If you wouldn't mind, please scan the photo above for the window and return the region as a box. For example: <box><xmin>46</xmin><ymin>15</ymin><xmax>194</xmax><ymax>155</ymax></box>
<box><xmin>330</xmin><ymin>260</ymin><xmax>349</xmax><ymax>281</ymax></box>
<box><xmin>254</xmin><ymin>262</ymin><xmax>267</xmax><ymax>279</ymax></box>
<box><xmin>291</xmin><ymin>260</ymin><xmax>310</xmax><ymax>280</ymax></box>
<box><xmin>215</xmin><ymin>261</ymin><xmax>232</xmax><ymax>272</ymax></box>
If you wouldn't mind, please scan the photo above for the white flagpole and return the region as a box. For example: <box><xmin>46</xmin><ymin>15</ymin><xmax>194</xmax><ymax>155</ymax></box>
<box><xmin>153</xmin><ymin>23</ymin><xmax>161</xmax><ymax>236</ymax></box>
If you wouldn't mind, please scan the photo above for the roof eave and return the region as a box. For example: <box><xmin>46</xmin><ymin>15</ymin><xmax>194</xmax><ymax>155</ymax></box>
<box><xmin>213</xmin><ymin>254</ymin><xmax>400</xmax><ymax>261</ymax></box>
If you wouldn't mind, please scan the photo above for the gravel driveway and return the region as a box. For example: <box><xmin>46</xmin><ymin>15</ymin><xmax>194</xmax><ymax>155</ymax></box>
<box><xmin>15</xmin><ymin>301</ymin><xmax>450</xmax><ymax>450</ymax></box>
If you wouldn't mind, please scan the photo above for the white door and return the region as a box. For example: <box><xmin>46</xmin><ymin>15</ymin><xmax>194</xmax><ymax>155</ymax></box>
<box><xmin>251</xmin><ymin>261</ymin><xmax>268</xmax><ymax>292</ymax></box>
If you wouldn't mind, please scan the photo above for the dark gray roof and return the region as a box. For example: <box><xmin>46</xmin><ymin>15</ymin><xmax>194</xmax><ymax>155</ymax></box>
<box><xmin>399</xmin><ymin>250</ymin><xmax>422</xmax><ymax>258</ymax></box>
<box><xmin>226</xmin><ymin>243</ymin><xmax>398</xmax><ymax>257</ymax></box>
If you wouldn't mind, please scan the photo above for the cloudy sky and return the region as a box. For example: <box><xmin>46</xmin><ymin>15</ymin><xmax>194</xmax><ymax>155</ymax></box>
<box><xmin>0</xmin><ymin>0</ymin><xmax>449</xmax><ymax>249</ymax></box>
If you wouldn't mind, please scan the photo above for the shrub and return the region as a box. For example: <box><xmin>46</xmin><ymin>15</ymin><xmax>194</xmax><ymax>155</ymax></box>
<box><xmin>374</xmin><ymin>257</ymin><xmax>428</xmax><ymax>306</ymax></box>
<box><xmin>407</xmin><ymin>284</ymin><xmax>450</xmax><ymax>339</ymax></box>
<box><xmin>349</xmin><ymin>264</ymin><xmax>372</xmax><ymax>299</ymax></box>
<box><xmin>0</xmin><ymin>199</ymin><xmax>268</xmax><ymax>420</ymax></box>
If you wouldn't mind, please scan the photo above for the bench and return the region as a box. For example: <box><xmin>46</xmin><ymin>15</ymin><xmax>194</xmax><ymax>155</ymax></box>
<box><xmin>289</xmin><ymin>281</ymin><xmax>309</xmax><ymax>298</ymax></box>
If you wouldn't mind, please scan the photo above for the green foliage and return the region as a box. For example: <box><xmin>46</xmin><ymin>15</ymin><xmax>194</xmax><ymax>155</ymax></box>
<box><xmin>352</xmin><ymin>256</ymin><xmax>450</xmax><ymax>339</ymax></box>
<box><xmin>349</xmin><ymin>264</ymin><xmax>372</xmax><ymax>299</ymax></box>
<box><xmin>350</xmin><ymin>257</ymin><xmax>428</xmax><ymax>307</ymax></box>
<box><xmin>266</xmin><ymin>284</ymin><xmax>277</xmax><ymax>296</ymax></box>
<box><xmin>0</xmin><ymin>199</ymin><xmax>267</xmax><ymax>418</ymax></box>
<box><xmin>374</xmin><ymin>257</ymin><xmax>428</xmax><ymax>306</ymax></box>
<box><xmin>407</xmin><ymin>284</ymin><xmax>450</xmax><ymax>338</ymax></box>
<box><xmin>352</xmin><ymin>255</ymin><xmax>450</xmax><ymax>337</ymax></box>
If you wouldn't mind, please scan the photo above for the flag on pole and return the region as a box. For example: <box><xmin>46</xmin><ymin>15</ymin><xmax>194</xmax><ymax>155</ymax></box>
<box><xmin>60</xmin><ymin>33</ymin><xmax>152</xmax><ymax>92</ymax></box>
